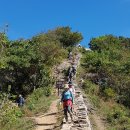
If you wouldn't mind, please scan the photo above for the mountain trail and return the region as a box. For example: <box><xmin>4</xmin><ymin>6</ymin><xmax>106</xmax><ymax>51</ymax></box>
<box><xmin>34</xmin><ymin>58</ymin><xmax>71</xmax><ymax>130</ymax></box>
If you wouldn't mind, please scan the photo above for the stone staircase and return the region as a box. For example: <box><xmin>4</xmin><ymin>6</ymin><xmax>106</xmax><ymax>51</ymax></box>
<box><xmin>61</xmin><ymin>85</ymin><xmax>92</xmax><ymax>130</ymax></box>
<box><xmin>61</xmin><ymin>53</ymin><xmax>92</xmax><ymax>130</ymax></box>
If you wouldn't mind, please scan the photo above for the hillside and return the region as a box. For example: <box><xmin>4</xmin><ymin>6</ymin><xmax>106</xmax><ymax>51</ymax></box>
<box><xmin>0</xmin><ymin>26</ymin><xmax>83</xmax><ymax>130</ymax></box>
<box><xmin>79</xmin><ymin>35</ymin><xmax>130</xmax><ymax>130</ymax></box>
<box><xmin>0</xmin><ymin>28</ymin><xmax>130</xmax><ymax>130</ymax></box>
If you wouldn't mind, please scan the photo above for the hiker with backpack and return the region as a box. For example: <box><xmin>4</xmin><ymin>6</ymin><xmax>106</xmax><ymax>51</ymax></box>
<box><xmin>68</xmin><ymin>66</ymin><xmax>73</xmax><ymax>74</ymax></box>
<box><xmin>68</xmin><ymin>81</ymin><xmax>75</xmax><ymax>102</ymax></box>
<box><xmin>68</xmin><ymin>71</ymin><xmax>73</xmax><ymax>82</ymax></box>
<box><xmin>60</xmin><ymin>84</ymin><xmax>74</xmax><ymax>122</ymax></box>
<box><xmin>68</xmin><ymin>51</ymin><xmax>72</xmax><ymax>60</ymax></box>
<box><xmin>72</xmin><ymin>65</ymin><xmax>76</xmax><ymax>76</ymax></box>
<box><xmin>68</xmin><ymin>66</ymin><xmax>74</xmax><ymax>82</ymax></box>
<box><xmin>17</xmin><ymin>94</ymin><xmax>25</xmax><ymax>107</ymax></box>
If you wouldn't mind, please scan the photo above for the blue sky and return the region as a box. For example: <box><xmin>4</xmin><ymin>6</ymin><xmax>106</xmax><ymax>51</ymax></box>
<box><xmin>0</xmin><ymin>0</ymin><xmax>130</xmax><ymax>47</ymax></box>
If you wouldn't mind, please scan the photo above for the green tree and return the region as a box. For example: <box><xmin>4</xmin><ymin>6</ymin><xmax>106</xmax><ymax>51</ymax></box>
<box><xmin>53</xmin><ymin>26</ymin><xmax>83</xmax><ymax>47</ymax></box>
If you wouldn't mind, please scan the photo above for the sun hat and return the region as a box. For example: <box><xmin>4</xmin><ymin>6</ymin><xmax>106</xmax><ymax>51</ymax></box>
<box><xmin>64</xmin><ymin>84</ymin><xmax>69</xmax><ymax>89</ymax></box>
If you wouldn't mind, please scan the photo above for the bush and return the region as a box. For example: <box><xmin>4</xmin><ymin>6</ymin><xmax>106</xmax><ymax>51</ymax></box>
<box><xmin>106</xmin><ymin>105</ymin><xmax>127</xmax><ymax>124</ymax></box>
<box><xmin>24</xmin><ymin>88</ymin><xmax>55</xmax><ymax>114</ymax></box>
<box><xmin>1</xmin><ymin>107</ymin><xmax>22</xmax><ymax>126</ymax></box>
<box><xmin>82</xmin><ymin>80</ymin><xmax>100</xmax><ymax>107</ymax></box>
<box><xmin>82</xmin><ymin>80</ymin><xmax>99</xmax><ymax>95</ymax></box>
<box><xmin>88</xmin><ymin>95</ymin><xmax>100</xmax><ymax>108</ymax></box>
<box><xmin>104</xmin><ymin>88</ymin><xmax>116</xmax><ymax>99</ymax></box>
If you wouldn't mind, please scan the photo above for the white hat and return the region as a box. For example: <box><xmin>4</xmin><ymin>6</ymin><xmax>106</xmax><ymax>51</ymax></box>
<box><xmin>64</xmin><ymin>84</ymin><xmax>69</xmax><ymax>89</ymax></box>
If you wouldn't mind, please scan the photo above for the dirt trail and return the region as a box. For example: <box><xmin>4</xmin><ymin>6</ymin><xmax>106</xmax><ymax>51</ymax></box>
<box><xmin>90</xmin><ymin>113</ymin><xmax>106</xmax><ymax>130</ymax></box>
<box><xmin>35</xmin><ymin>100</ymin><xmax>58</xmax><ymax>130</ymax></box>
<box><xmin>34</xmin><ymin>59</ymin><xmax>71</xmax><ymax>130</ymax></box>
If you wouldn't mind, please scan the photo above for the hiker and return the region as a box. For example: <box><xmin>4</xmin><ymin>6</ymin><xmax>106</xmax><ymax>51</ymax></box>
<box><xmin>17</xmin><ymin>94</ymin><xmax>25</xmax><ymax>107</ymax></box>
<box><xmin>68</xmin><ymin>66</ymin><xmax>73</xmax><ymax>74</ymax></box>
<box><xmin>68</xmin><ymin>51</ymin><xmax>72</xmax><ymax>60</ymax></box>
<box><xmin>68</xmin><ymin>71</ymin><xmax>73</xmax><ymax>82</ymax></box>
<box><xmin>60</xmin><ymin>84</ymin><xmax>74</xmax><ymax>122</ymax></box>
<box><xmin>68</xmin><ymin>66</ymin><xmax>74</xmax><ymax>82</ymax></box>
<box><xmin>68</xmin><ymin>81</ymin><xmax>75</xmax><ymax>101</ymax></box>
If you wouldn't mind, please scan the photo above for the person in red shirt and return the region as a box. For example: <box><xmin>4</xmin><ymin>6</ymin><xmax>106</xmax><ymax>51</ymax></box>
<box><xmin>60</xmin><ymin>84</ymin><xmax>74</xmax><ymax>122</ymax></box>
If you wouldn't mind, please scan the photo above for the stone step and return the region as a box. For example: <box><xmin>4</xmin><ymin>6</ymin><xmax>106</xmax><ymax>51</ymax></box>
<box><xmin>60</xmin><ymin>54</ymin><xmax>92</xmax><ymax>130</ymax></box>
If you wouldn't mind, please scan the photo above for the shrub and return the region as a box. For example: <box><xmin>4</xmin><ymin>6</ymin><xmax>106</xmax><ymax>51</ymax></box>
<box><xmin>82</xmin><ymin>80</ymin><xmax>99</xmax><ymax>95</ymax></box>
<box><xmin>104</xmin><ymin>88</ymin><xmax>116</xmax><ymax>99</ymax></box>
<box><xmin>106</xmin><ymin>105</ymin><xmax>127</xmax><ymax>124</ymax></box>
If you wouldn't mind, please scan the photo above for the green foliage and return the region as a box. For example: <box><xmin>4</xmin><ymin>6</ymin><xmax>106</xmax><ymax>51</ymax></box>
<box><xmin>0</xmin><ymin>33</ymin><xmax>9</xmax><ymax>44</ymax></box>
<box><xmin>104</xmin><ymin>88</ymin><xmax>116</xmax><ymax>99</ymax></box>
<box><xmin>82</xmin><ymin>80</ymin><xmax>100</xmax><ymax>108</ymax></box>
<box><xmin>0</xmin><ymin>33</ymin><xmax>9</xmax><ymax>68</ymax></box>
<box><xmin>32</xmin><ymin>26</ymin><xmax>83</xmax><ymax>47</ymax></box>
<box><xmin>1</xmin><ymin>107</ymin><xmax>23</xmax><ymax>125</ymax></box>
<box><xmin>0</xmin><ymin>26</ymin><xmax>83</xmax><ymax>129</ymax></box>
<box><xmin>82</xmin><ymin>80</ymin><xmax>99</xmax><ymax>95</ymax></box>
<box><xmin>37</xmin><ymin>42</ymin><xmax>67</xmax><ymax>66</ymax></box>
<box><xmin>106</xmin><ymin>105</ymin><xmax>128</xmax><ymax>124</ymax></box>
<box><xmin>0</xmin><ymin>87</ymin><xmax>55</xmax><ymax>130</ymax></box>
<box><xmin>0</xmin><ymin>117</ymin><xmax>34</xmax><ymax>130</ymax></box>
<box><xmin>89</xmin><ymin>35</ymin><xmax>121</xmax><ymax>51</ymax></box>
<box><xmin>83</xmin><ymin>51</ymin><xmax>102</xmax><ymax>72</ymax></box>
<box><xmin>25</xmin><ymin>88</ymin><xmax>55</xmax><ymax>114</ymax></box>
<box><xmin>6</xmin><ymin>40</ymin><xmax>37</xmax><ymax>68</ymax></box>
<box><xmin>99</xmin><ymin>101</ymin><xmax>130</xmax><ymax>130</ymax></box>
<box><xmin>0</xmin><ymin>33</ymin><xmax>67</xmax><ymax>95</ymax></box>
<box><xmin>82</xmin><ymin>35</ymin><xmax>130</xmax><ymax>107</ymax></box>
<box><xmin>52</xmin><ymin>26</ymin><xmax>83</xmax><ymax>47</ymax></box>
<box><xmin>81</xmin><ymin>34</ymin><xmax>130</xmax><ymax>129</ymax></box>
<box><xmin>0</xmin><ymin>100</ymin><xmax>24</xmax><ymax>130</ymax></box>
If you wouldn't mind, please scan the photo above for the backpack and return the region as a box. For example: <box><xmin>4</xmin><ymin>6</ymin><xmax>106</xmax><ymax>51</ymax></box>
<box><xmin>62</xmin><ymin>90</ymin><xmax>73</xmax><ymax>101</ymax></box>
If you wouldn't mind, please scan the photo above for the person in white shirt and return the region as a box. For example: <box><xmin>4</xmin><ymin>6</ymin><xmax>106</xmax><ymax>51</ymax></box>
<box><xmin>68</xmin><ymin>81</ymin><xmax>75</xmax><ymax>102</ymax></box>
